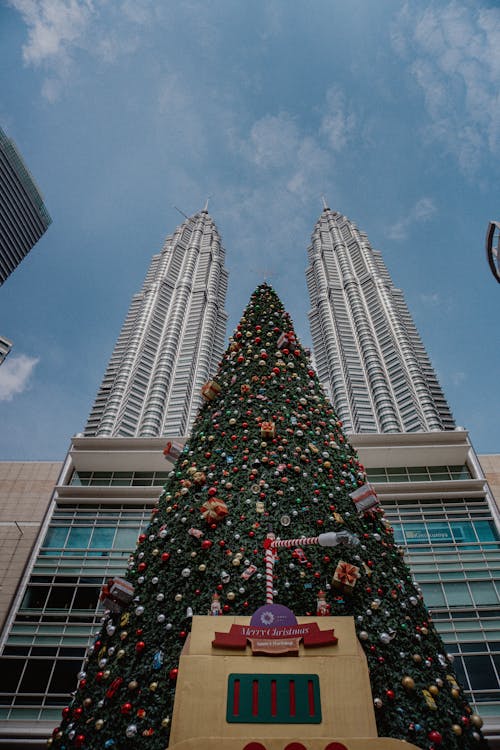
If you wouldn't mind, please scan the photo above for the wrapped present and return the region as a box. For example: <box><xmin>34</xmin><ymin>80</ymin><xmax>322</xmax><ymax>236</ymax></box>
<box><xmin>240</xmin><ymin>383</ymin><xmax>251</xmax><ymax>394</ymax></box>
<box><xmin>100</xmin><ymin>577</ymin><xmax>134</xmax><ymax>612</ymax></box>
<box><xmin>200</xmin><ymin>497</ymin><xmax>229</xmax><ymax>523</ymax></box>
<box><xmin>332</xmin><ymin>560</ymin><xmax>360</xmax><ymax>593</ymax></box>
<box><xmin>110</xmin><ymin>577</ymin><xmax>134</xmax><ymax>603</ymax></box>
<box><xmin>350</xmin><ymin>483</ymin><xmax>379</xmax><ymax>514</ymax></box>
<box><xmin>162</xmin><ymin>440</ymin><xmax>182</xmax><ymax>459</ymax></box>
<box><xmin>188</xmin><ymin>527</ymin><xmax>204</xmax><ymax>539</ymax></box>
<box><xmin>201</xmin><ymin>380</ymin><xmax>221</xmax><ymax>401</ymax></box>
<box><xmin>260</xmin><ymin>420</ymin><xmax>276</xmax><ymax>439</ymax></box>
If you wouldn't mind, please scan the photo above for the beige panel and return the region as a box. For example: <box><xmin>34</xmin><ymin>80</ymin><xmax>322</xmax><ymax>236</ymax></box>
<box><xmin>170</xmin><ymin>616</ymin><xmax>384</xmax><ymax>747</ymax></box>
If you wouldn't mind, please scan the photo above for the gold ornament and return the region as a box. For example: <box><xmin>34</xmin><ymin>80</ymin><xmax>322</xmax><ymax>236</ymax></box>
<box><xmin>470</xmin><ymin>714</ymin><xmax>483</xmax><ymax>729</ymax></box>
<box><xmin>117</xmin><ymin>649</ymin><xmax>125</xmax><ymax>659</ymax></box>
<box><xmin>401</xmin><ymin>676</ymin><xmax>415</xmax><ymax>691</ymax></box>
<box><xmin>198</xmin><ymin>564</ymin><xmax>207</xmax><ymax>572</ymax></box>
<box><xmin>451</xmin><ymin>688</ymin><xmax>460</xmax><ymax>699</ymax></box>
<box><xmin>175</xmin><ymin>593</ymin><xmax>183</xmax><ymax>602</ymax></box>
<box><xmin>227</xmin><ymin>591</ymin><xmax>236</xmax><ymax>601</ymax></box>
<box><xmin>95</xmin><ymin>719</ymin><xmax>104</xmax><ymax>730</ymax></box>
<box><xmin>120</xmin><ymin>631</ymin><xmax>128</xmax><ymax>641</ymax></box>
<box><xmin>451</xmin><ymin>724</ymin><xmax>463</xmax><ymax>736</ymax></box>
<box><xmin>83</xmin><ymin>698</ymin><xmax>92</xmax><ymax>707</ymax></box>
<box><xmin>149</xmin><ymin>682</ymin><xmax>158</xmax><ymax>692</ymax></box>
<box><xmin>128</xmin><ymin>680</ymin><xmax>139</xmax><ymax>691</ymax></box>
<box><xmin>412</xmin><ymin>653</ymin><xmax>422</xmax><ymax>663</ymax></box>
<box><xmin>428</xmin><ymin>685</ymin><xmax>439</xmax><ymax>696</ymax></box>
<box><xmin>161</xmin><ymin>717</ymin><xmax>170</xmax><ymax>728</ymax></box>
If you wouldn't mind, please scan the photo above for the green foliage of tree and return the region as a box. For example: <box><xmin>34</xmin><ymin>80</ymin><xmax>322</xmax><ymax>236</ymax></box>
<box><xmin>49</xmin><ymin>285</ymin><xmax>486</xmax><ymax>750</ymax></box>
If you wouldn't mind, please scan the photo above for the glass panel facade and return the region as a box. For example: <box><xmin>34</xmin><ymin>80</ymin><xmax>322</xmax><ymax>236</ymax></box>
<box><xmin>384</xmin><ymin>495</ymin><xmax>500</xmax><ymax>716</ymax></box>
<box><xmin>70</xmin><ymin>470</ymin><xmax>170</xmax><ymax>487</ymax></box>
<box><xmin>0</xmin><ymin>503</ymin><xmax>150</xmax><ymax>721</ymax></box>
<box><xmin>366</xmin><ymin>465</ymin><xmax>471</xmax><ymax>483</ymax></box>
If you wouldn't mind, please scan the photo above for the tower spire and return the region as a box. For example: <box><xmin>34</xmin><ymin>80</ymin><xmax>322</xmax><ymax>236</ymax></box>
<box><xmin>321</xmin><ymin>195</ymin><xmax>329</xmax><ymax>211</ymax></box>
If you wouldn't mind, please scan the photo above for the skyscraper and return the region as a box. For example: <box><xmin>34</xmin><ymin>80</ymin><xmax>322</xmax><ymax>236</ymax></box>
<box><xmin>0</xmin><ymin>209</ymin><xmax>228</xmax><ymax>747</ymax></box>
<box><xmin>307</xmin><ymin>206</ymin><xmax>500</xmax><ymax>737</ymax></box>
<box><xmin>0</xmin><ymin>336</ymin><xmax>12</xmax><ymax>366</ymax></box>
<box><xmin>306</xmin><ymin>205</ymin><xmax>455</xmax><ymax>434</ymax></box>
<box><xmin>0</xmin><ymin>127</ymin><xmax>51</xmax><ymax>285</ymax></box>
<box><xmin>85</xmin><ymin>207</ymin><xmax>228</xmax><ymax>437</ymax></box>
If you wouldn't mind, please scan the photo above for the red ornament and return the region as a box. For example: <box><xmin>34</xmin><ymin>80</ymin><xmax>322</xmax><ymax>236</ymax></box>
<box><xmin>121</xmin><ymin>702</ymin><xmax>133</xmax><ymax>715</ymax></box>
<box><xmin>428</xmin><ymin>730</ymin><xmax>443</xmax><ymax>744</ymax></box>
<box><xmin>62</xmin><ymin>707</ymin><xmax>71</xmax><ymax>719</ymax></box>
<box><xmin>135</xmin><ymin>641</ymin><xmax>146</xmax><ymax>653</ymax></box>
<box><xmin>169</xmin><ymin>668</ymin><xmax>179</xmax><ymax>681</ymax></box>
<box><xmin>138</xmin><ymin>562</ymin><xmax>147</xmax><ymax>572</ymax></box>
<box><xmin>201</xmin><ymin>540</ymin><xmax>213</xmax><ymax>550</ymax></box>
<box><xmin>75</xmin><ymin>735</ymin><xmax>86</xmax><ymax>748</ymax></box>
<box><xmin>161</xmin><ymin>552</ymin><xmax>170</xmax><ymax>562</ymax></box>
<box><xmin>386</xmin><ymin>690</ymin><xmax>395</xmax><ymax>700</ymax></box>
<box><xmin>73</xmin><ymin>707</ymin><xmax>83</xmax><ymax>718</ymax></box>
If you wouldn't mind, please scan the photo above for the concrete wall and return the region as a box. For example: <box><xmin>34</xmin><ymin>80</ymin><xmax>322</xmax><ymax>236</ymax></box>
<box><xmin>480</xmin><ymin>454</ymin><xmax>500</xmax><ymax>508</ymax></box>
<box><xmin>0</xmin><ymin>461</ymin><xmax>61</xmax><ymax>629</ymax></box>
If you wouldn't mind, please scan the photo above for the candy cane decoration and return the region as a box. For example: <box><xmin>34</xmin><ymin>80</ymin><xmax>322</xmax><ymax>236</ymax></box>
<box><xmin>264</xmin><ymin>530</ymin><xmax>358</xmax><ymax>604</ymax></box>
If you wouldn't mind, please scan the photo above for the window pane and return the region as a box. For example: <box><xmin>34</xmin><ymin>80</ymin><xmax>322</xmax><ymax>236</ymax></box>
<box><xmin>46</xmin><ymin>587</ymin><xmax>74</xmax><ymax>610</ymax></box>
<box><xmin>470</xmin><ymin>581</ymin><xmax>498</xmax><ymax>606</ymax></box>
<box><xmin>48</xmin><ymin>660</ymin><xmax>80</xmax><ymax>694</ymax></box>
<box><xmin>42</xmin><ymin>527</ymin><xmax>68</xmax><ymax>549</ymax></box>
<box><xmin>89</xmin><ymin>527</ymin><xmax>115</xmax><ymax>549</ymax></box>
<box><xmin>450</xmin><ymin>522</ymin><xmax>476</xmax><ymax>545</ymax></box>
<box><xmin>391</xmin><ymin>523</ymin><xmax>404</xmax><ymax>545</ymax></box>
<box><xmin>474</xmin><ymin>521</ymin><xmax>499</xmax><ymax>543</ymax></box>
<box><xmin>403</xmin><ymin>523</ymin><xmax>428</xmax><ymax>544</ymax></box>
<box><xmin>66</xmin><ymin>526</ymin><xmax>92</xmax><ymax>549</ymax></box>
<box><xmin>444</xmin><ymin>583</ymin><xmax>473</xmax><ymax>607</ymax></box>
<box><xmin>114</xmin><ymin>528</ymin><xmax>140</xmax><ymax>550</ymax></box>
<box><xmin>463</xmin><ymin>655</ymin><xmax>498</xmax><ymax>690</ymax></box>
<box><xmin>0</xmin><ymin>659</ymin><xmax>24</xmax><ymax>692</ymax></box>
<box><xmin>19</xmin><ymin>660</ymin><xmax>53</xmax><ymax>693</ymax></box>
<box><xmin>72</xmin><ymin>587</ymin><xmax>100</xmax><ymax>610</ymax></box>
<box><xmin>419</xmin><ymin>583</ymin><xmax>446</xmax><ymax>607</ymax></box>
<box><xmin>21</xmin><ymin>586</ymin><xmax>50</xmax><ymax>609</ymax></box>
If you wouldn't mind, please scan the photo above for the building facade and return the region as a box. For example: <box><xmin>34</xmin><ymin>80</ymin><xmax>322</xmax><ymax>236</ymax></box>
<box><xmin>307</xmin><ymin>206</ymin><xmax>500</xmax><ymax>743</ymax></box>
<box><xmin>306</xmin><ymin>205</ymin><xmax>455</xmax><ymax>434</ymax></box>
<box><xmin>0</xmin><ymin>127</ymin><xmax>51</xmax><ymax>286</ymax></box>
<box><xmin>0</xmin><ymin>336</ymin><xmax>12</xmax><ymax>366</ymax></box>
<box><xmin>0</xmin><ymin>209</ymin><xmax>228</xmax><ymax>746</ymax></box>
<box><xmin>85</xmin><ymin>208</ymin><xmax>228</xmax><ymax>438</ymax></box>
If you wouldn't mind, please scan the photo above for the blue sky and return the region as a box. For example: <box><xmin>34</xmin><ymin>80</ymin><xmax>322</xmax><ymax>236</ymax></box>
<box><xmin>0</xmin><ymin>0</ymin><xmax>499</xmax><ymax>460</ymax></box>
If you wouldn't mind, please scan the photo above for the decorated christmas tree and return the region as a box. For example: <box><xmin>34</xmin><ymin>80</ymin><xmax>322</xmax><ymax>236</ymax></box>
<box><xmin>49</xmin><ymin>284</ymin><xmax>486</xmax><ymax>749</ymax></box>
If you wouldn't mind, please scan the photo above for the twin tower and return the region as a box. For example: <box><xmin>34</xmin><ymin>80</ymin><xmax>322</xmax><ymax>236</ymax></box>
<box><xmin>84</xmin><ymin>205</ymin><xmax>454</xmax><ymax>441</ymax></box>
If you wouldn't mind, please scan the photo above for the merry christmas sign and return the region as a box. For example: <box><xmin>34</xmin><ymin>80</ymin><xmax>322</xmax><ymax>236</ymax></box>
<box><xmin>212</xmin><ymin>604</ymin><xmax>338</xmax><ymax>656</ymax></box>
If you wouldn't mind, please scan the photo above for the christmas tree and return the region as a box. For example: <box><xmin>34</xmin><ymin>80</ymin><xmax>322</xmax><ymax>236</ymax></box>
<box><xmin>49</xmin><ymin>284</ymin><xmax>486</xmax><ymax>750</ymax></box>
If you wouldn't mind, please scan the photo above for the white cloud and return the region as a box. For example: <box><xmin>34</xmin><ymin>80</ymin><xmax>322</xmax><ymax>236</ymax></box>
<box><xmin>387</xmin><ymin>197</ymin><xmax>437</xmax><ymax>240</ymax></box>
<box><xmin>0</xmin><ymin>355</ymin><xmax>39</xmax><ymax>401</ymax></box>
<box><xmin>320</xmin><ymin>86</ymin><xmax>356</xmax><ymax>152</ymax></box>
<box><xmin>9</xmin><ymin>0</ymin><xmax>95</xmax><ymax>66</ymax></box>
<box><xmin>392</xmin><ymin>2</ymin><xmax>500</xmax><ymax>174</ymax></box>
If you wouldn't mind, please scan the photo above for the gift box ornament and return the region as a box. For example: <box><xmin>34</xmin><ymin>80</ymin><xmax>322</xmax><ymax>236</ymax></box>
<box><xmin>201</xmin><ymin>380</ymin><xmax>221</xmax><ymax>401</ymax></box>
<box><xmin>349</xmin><ymin>483</ymin><xmax>379</xmax><ymax>514</ymax></box>
<box><xmin>200</xmin><ymin>497</ymin><xmax>229</xmax><ymax>523</ymax></box>
<box><xmin>277</xmin><ymin>331</ymin><xmax>296</xmax><ymax>349</ymax></box>
<box><xmin>100</xmin><ymin>577</ymin><xmax>135</xmax><ymax>612</ymax></box>
<box><xmin>260</xmin><ymin>420</ymin><xmax>276</xmax><ymax>439</ymax></box>
<box><xmin>240</xmin><ymin>383</ymin><xmax>251</xmax><ymax>394</ymax></box>
<box><xmin>332</xmin><ymin>560</ymin><xmax>360</xmax><ymax>593</ymax></box>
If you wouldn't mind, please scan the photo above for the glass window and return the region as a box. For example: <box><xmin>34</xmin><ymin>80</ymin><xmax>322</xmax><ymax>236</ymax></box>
<box><xmin>46</xmin><ymin>587</ymin><xmax>74</xmax><ymax>610</ymax></box>
<box><xmin>21</xmin><ymin>586</ymin><xmax>50</xmax><ymax>610</ymax></box>
<box><xmin>89</xmin><ymin>527</ymin><xmax>115</xmax><ymax>549</ymax></box>
<box><xmin>403</xmin><ymin>523</ymin><xmax>428</xmax><ymax>545</ymax></box>
<box><xmin>114</xmin><ymin>528</ymin><xmax>140</xmax><ymax>550</ymax></box>
<box><xmin>419</xmin><ymin>583</ymin><xmax>446</xmax><ymax>607</ymax></box>
<box><xmin>0</xmin><ymin>659</ymin><xmax>25</xmax><ymax>693</ymax></box>
<box><xmin>464</xmin><ymin>655</ymin><xmax>498</xmax><ymax>690</ymax></box>
<box><xmin>444</xmin><ymin>583</ymin><xmax>473</xmax><ymax>607</ymax></box>
<box><xmin>474</xmin><ymin>521</ymin><xmax>499</xmax><ymax>543</ymax></box>
<box><xmin>470</xmin><ymin>581</ymin><xmax>498</xmax><ymax>606</ymax></box>
<box><xmin>42</xmin><ymin>527</ymin><xmax>68</xmax><ymax>549</ymax></box>
<box><xmin>72</xmin><ymin>587</ymin><xmax>100</xmax><ymax>610</ymax></box>
<box><xmin>450</xmin><ymin>522</ymin><xmax>476</xmax><ymax>547</ymax></box>
<box><xmin>391</xmin><ymin>523</ymin><xmax>404</xmax><ymax>545</ymax></box>
<box><xmin>48</xmin><ymin>660</ymin><xmax>80</xmax><ymax>694</ymax></box>
<box><xmin>66</xmin><ymin>526</ymin><xmax>92</xmax><ymax>550</ymax></box>
<box><xmin>19</xmin><ymin>660</ymin><xmax>53</xmax><ymax>693</ymax></box>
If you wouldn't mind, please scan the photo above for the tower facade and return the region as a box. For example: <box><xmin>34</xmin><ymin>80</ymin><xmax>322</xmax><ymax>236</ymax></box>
<box><xmin>307</xmin><ymin>207</ymin><xmax>500</xmax><ymax>737</ymax></box>
<box><xmin>85</xmin><ymin>209</ymin><xmax>228</xmax><ymax>437</ymax></box>
<box><xmin>0</xmin><ymin>127</ymin><xmax>51</xmax><ymax>285</ymax></box>
<box><xmin>306</xmin><ymin>206</ymin><xmax>454</xmax><ymax>434</ymax></box>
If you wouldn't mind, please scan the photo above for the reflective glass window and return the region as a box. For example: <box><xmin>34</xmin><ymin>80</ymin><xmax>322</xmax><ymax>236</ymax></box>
<box><xmin>444</xmin><ymin>583</ymin><xmax>473</xmax><ymax>607</ymax></box>
<box><xmin>470</xmin><ymin>581</ymin><xmax>498</xmax><ymax>606</ymax></box>
<box><xmin>463</xmin><ymin>655</ymin><xmax>498</xmax><ymax>690</ymax></box>
<box><xmin>419</xmin><ymin>583</ymin><xmax>446</xmax><ymax>607</ymax></box>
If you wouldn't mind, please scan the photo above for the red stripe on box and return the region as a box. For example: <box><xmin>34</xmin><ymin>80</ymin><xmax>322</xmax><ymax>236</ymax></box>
<box><xmin>252</xmin><ymin>680</ymin><xmax>259</xmax><ymax>716</ymax></box>
<box><xmin>289</xmin><ymin>679</ymin><xmax>296</xmax><ymax>717</ymax></box>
